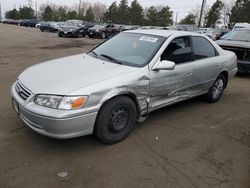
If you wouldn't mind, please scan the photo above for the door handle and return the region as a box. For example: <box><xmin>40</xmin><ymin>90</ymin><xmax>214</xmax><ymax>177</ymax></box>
<box><xmin>187</xmin><ymin>72</ymin><xmax>193</xmax><ymax>76</ymax></box>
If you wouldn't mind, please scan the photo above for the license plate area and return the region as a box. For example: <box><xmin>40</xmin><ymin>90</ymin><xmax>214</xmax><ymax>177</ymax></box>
<box><xmin>12</xmin><ymin>98</ymin><xmax>19</xmax><ymax>114</ymax></box>
<box><xmin>64</xmin><ymin>32</ymin><xmax>68</xmax><ymax>34</ymax></box>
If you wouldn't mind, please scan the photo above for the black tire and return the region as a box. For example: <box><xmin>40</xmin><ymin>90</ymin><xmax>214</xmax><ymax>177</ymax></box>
<box><xmin>40</xmin><ymin>29</ymin><xmax>44</xmax><ymax>32</ymax></box>
<box><xmin>101</xmin><ymin>31</ymin><xmax>106</xmax><ymax>39</ymax></box>
<box><xmin>58</xmin><ymin>34</ymin><xmax>63</xmax><ymax>37</ymax></box>
<box><xmin>94</xmin><ymin>96</ymin><xmax>137</xmax><ymax>144</ymax></box>
<box><xmin>205</xmin><ymin>74</ymin><xmax>226</xmax><ymax>103</ymax></box>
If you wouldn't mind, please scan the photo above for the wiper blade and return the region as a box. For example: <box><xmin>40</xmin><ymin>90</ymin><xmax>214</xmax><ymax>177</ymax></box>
<box><xmin>100</xmin><ymin>54</ymin><xmax>123</xmax><ymax>65</ymax></box>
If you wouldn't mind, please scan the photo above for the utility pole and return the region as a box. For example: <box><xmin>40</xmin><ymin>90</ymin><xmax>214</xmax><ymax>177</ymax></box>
<box><xmin>79</xmin><ymin>0</ymin><xmax>82</xmax><ymax>15</ymax></box>
<box><xmin>198</xmin><ymin>0</ymin><xmax>206</xmax><ymax>28</ymax></box>
<box><xmin>0</xmin><ymin>2</ymin><xmax>2</xmax><ymax>20</ymax></box>
<box><xmin>175</xmin><ymin>12</ymin><xmax>178</xmax><ymax>25</ymax></box>
<box><xmin>35</xmin><ymin>1</ymin><xmax>38</xmax><ymax>18</ymax></box>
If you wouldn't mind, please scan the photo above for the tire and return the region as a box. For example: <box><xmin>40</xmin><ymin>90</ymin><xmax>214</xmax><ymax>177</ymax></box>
<box><xmin>205</xmin><ymin>74</ymin><xmax>226</xmax><ymax>103</ymax></box>
<box><xmin>94</xmin><ymin>96</ymin><xmax>137</xmax><ymax>144</ymax></box>
<box><xmin>101</xmin><ymin>31</ymin><xmax>106</xmax><ymax>39</ymax></box>
<box><xmin>58</xmin><ymin>33</ymin><xmax>63</xmax><ymax>37</ymax></box>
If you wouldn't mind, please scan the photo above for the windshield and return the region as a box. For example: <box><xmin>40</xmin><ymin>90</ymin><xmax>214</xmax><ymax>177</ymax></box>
<box><xmin>89</xmin><ymin>32</ymin><xmax>165</xmax><ymax>67</ymax></box>
<box><xmin>92</xmin><ymin>25</ymin><xmax>104</xmax><ymax>29</ymax></box>
<box><xmin>221</xmin><ymin>30</ymin><xmax>250</xmax><ymax>42</ymax></box>
<box><xmin>63</xmin><ymin>20</ymin><xmax>82</xmax><ymax>27</ymax></box>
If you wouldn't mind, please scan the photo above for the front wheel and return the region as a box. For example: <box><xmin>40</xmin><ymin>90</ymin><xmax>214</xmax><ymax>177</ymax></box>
<box><xmin>94</xmin><ymin>96</ymin><xmax>137</xmax><ymax>144</ymax></box>
<box><xmin>101</xmin><ymin>31</ymin><xmax>106</xmax><ymax>39</ymax></box>
<box><xmin>205</xmin><ymin>74</ymin><xmax>226</xmax><ymax>103</ymax></box>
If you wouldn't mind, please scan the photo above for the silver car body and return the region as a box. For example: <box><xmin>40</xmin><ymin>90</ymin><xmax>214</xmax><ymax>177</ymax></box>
<box><xmin>11</xmin><ymin>30</ymin><xmax>237</xmax><ymax>139</ymax></box>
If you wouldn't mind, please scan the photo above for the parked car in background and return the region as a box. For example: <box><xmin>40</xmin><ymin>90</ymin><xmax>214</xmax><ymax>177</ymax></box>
<box><xmin>58</xmin><ymin>20</ymin><xmax>94</xmax><ymax>38</ymax></box>
<box><xmin>138</xmin><ymin>26</ymin><xmax>155</xmax><ymax>29</ymax></box>
<box><xmin>11</xmin><ymin>30</ymin><xmax>237</xmax><ymax>144</ymax></box>
<box><xmin>20</xmin><ymin>19</ymin><xmax>40</xmax><ymax>27</ymax></box>
<box><xmin>233</xmin><ymin>23</ymin><xmax>250</xmax><ymax>30</ymax></box>
<box><xmin>40</xmin><ymin>22</ymin><xmax>59</xmax><ymax>32</ymax></box>
<box><xmin>7</xmin><ymin>19</ymin><xmax>20</xmax><ymax>25</ymax></box>
<box><xmin>204</xmin><ymin>28</ymin><xmax>222</xmax><ymax>40</ymax></box>
<box><xmin>216</xmin><ymin>29</ymin><xmax>250</xmax><ymax>73</ymax></box>
<box><xmin>123</xmin><ymin>25</ymin><xmax>140</xmax><ymax>31</ymax></box>
<box><xmin>19</xmin><ymin>20</ymin><xmax>29</xmax><ymax>26</ymax></box>
<box><xmin>88</xmin><ymin>24</ymin><xmax>122</xmax><ymax>39</ymax></box>
<box><xmin>168</xmin><ymin>24</ymin><xmax>199</xmax><ymax>32</ymax></box>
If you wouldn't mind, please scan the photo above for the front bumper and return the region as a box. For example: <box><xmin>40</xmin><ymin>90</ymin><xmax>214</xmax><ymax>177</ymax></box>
<box><xmin>11</xmin><ymin>83</ymin><xmax>97</xmax><ymax>139</ymax></box>
<box><xmin>59</xmin><ymin>31</ymin><xmax>77</xmax><ymax>37</ymax></box>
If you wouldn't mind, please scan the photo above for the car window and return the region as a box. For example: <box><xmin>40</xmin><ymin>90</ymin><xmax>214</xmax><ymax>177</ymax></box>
<box><xmin>192</xmin><ymin>36</ymin><xmax>216</xmax><ymax>60</ymax></box>
<box><xmin>161</xmin><ymin>36</ymin><xmax>192</xmax><ymax>64</ymax></box>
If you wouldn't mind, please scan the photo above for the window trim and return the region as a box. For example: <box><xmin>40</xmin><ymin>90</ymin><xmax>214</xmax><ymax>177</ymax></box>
<box><xmin>160</xmin><ymin>35</ymin><xmax>193</xmax><ymax>65</ymax></box>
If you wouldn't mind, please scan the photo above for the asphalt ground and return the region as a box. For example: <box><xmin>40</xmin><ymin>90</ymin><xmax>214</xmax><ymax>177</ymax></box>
<box><xmin>0</xmin><ymin>24</ymin><xmax>249</xmax><ymax>188</ymax></box>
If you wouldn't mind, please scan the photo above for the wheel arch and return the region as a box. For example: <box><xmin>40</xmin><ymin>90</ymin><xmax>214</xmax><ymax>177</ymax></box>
<box><xmin>93</xmin><ymin>92</ymin><xmax>141</xmax><ymax>135</ymax></box>
<box><xmin>100</xmin><ymin>92</ymin><xmax>141</xmax><ymax>118</ymax></box>
<box><xmin>219</xmin><ymin>70</ymin><xmax>229</xmax><ymax>88</ymax></box>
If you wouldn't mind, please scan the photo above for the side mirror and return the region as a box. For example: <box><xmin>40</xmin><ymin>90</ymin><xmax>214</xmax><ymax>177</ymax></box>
<box><xmin>153</xmin><ymin>60</ymin><xmax>175</xmax><ymax>71</ymax></box>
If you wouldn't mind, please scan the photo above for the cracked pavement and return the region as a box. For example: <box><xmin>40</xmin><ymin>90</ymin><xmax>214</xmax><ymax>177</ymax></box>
<box><xmin>0</xmin><ymin>24</ymin><xmax>249</xmax><ymax>188</ymax></box>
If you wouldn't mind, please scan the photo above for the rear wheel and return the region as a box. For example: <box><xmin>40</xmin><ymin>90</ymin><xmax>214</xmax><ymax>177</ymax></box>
<box><xmin>94</xmin><ymin>96</ymin><xmax>137</xmax><ymax>144</ymax></box>
<box><xmin>205</xmin><ymin>74</ymin><xmax>226</xmax><ymax>103</ymax></box>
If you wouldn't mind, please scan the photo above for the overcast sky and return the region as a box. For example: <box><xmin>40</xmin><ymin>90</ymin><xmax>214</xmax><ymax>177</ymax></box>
<box><xmin>0</xmin><ymin>0</ymin><xmax>231</xmax><ymax>21</ymax></box>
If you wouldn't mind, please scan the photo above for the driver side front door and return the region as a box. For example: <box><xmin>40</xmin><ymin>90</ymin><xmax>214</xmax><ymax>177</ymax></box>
<box><xmin>149</xmin><ymin>36</ymin><xmax>195</xmax><ymax>110</ymax></box>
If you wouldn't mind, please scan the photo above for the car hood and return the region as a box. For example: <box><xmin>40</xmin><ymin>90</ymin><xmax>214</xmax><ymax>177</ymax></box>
<box><xmin>18</xmin><ymin>54</ymin><xmax>137</xmax><ymax>95</ymax></box>
<box><xmin>216</xmin><ymin>40</ymin><xmax>250</xmax><ymax>49</ymax></box>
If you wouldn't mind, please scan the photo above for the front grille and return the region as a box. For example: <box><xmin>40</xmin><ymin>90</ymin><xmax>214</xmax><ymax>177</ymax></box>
<box><xmin>221</xmin><ymin>46</ymin><xmax>249</xmax><ymax>61</ymax></box>
<box><xmin>15</xmin><ymin>81</ymin><xmax>31</xmax><ymax>101</ymax></box>
<box><xmin>238</xmin><ymin>63</ymin><xmax>250</xmax><ymax>71</ymax></box>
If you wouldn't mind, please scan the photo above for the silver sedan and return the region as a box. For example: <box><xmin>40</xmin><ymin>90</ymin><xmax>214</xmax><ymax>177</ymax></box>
<box><xmin>11</xmin><ymin>30</ymin><xmax>237</xmax><ymax>144</ymax></box>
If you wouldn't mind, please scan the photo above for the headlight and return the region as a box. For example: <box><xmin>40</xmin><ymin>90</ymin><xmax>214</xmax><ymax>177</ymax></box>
<box><xmin>34</xmin><ymin>95</ymin><xmax>88</xmax><ymax>110</ymax></box>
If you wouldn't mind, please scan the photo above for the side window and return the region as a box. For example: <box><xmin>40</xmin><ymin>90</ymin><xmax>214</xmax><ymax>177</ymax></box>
<box><xmin>192</xmin><ymin>36</ymin><xmax>217</xmax><ymax>60</ymax></box>
<box><xmin>161</xmin><ymin>36</ymin><xmax>192</xmax><ymax>64</ymax></box>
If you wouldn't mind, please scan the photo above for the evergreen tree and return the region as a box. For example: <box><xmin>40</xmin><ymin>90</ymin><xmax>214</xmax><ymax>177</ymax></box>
<box><xmin>103</xmin><ymin>2</ymin><xmax>118</xmax><ymax>23</ymax></box>
<box><xmin>67</xmin><ymin>10</ymin><xmax>78</xmax><ymax>19</ymax></box>
<box><xmin>179</xmin><ymin>13</ymin><xmax>196</xmax><ymax>24</ymax></box>
<box><xmin>117</xmin><ymin>0</ymin><xmax>129</xmax><ymax>24</ymax></box>
<box><xmin>129</xmin><ymin>0</ymin><xmax>144</xmax><ymax>25</ymax></box>
<box><xmin>41</xmin><ymin>5</ymin><xmax>54</xmax><ymax>21</ymax></box>
<box><xmin>146</xmin><ymin>6</ymin><xmax>158</xmax><ymax>26</ymax></box>
<box><xmin>19</xmin><ymin>6</ymin><xmax>34</xmax><ymax>19</ymax></box>
<box><xmin>85</xmin><ymin>7</ymin><xmax>95</xmax><ymax>22</ymax></box>
<box><xmin>5</xmin><ymin>8</ymin><xmax>19</xmax><ymax>19</ymax></box>
<box><xmin>57</xmin><ymin>7</ymin><xmax>67</xmax><ymax>21</ymax></box>
<box><xmin>205</xmin><ymin>0</ymin><xmax>224</xmax><ymax>27</ymax></box>
<box><xmin>158</xmin><ymin>6</ymin><xmax>173</xmax><ymax>26</ymax></box>
<box><xmin>230</xmin><ymin>0</ymin><xmax>250</xmax><ymax>24</ymax></box>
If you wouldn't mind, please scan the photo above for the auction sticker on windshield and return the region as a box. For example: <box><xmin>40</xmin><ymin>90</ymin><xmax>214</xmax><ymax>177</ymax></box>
<box><xmin>139</xmin><ymin>36</ymin><xmax>158</xmax><ymax>42</ymax></box>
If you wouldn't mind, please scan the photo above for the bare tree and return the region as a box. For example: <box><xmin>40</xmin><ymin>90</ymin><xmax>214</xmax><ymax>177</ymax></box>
<box><xmin>192</xmin><ymin>4</ymin><xmax>210</xmax><ymax>26</ymax></box>
<box><xmin>221</xmin><ymin>0</ymin><xmax>235</xmax><ymax>27</ymax></box>
<box><xmin>27</xmin><ymin>0</ymin><xmax>33</xmax><ymax>8</ymax></box>
<box><xmin>92</xmin><ymin>2</ymin><xmax>106</xmax><ymax>22</ymax></box>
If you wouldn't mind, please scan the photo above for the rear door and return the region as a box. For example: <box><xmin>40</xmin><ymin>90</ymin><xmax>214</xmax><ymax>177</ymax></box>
<box><xmin>191</xmin><ymin>36</ymin><xmax>222</xmax><ymax>94</ymax></box>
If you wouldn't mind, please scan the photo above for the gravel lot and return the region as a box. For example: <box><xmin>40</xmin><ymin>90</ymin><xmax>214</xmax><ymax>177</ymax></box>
<box><xmin>0</xmin><ymin>24</ymin><xmax>249</xmax><ymax>188</ymax></box>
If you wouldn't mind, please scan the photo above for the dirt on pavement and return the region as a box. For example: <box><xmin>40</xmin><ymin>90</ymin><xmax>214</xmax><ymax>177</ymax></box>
<box><xmin>0</xmin><ymin>24</ymin><xmax>249</xmax><ymax>188</ymax></box>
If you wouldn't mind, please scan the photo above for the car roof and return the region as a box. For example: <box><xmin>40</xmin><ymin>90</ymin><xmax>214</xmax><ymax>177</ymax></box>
<box><xmin>233</xmin><ymin>28</ymin><xmax>250</xmax><ymax>31</ymax></box>
<box><xmin>125</xmin><ymin>29</ymin><xmax>201</xmax><ymax>38</ymax></box>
